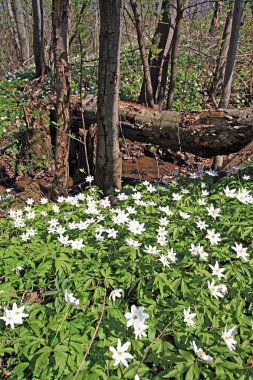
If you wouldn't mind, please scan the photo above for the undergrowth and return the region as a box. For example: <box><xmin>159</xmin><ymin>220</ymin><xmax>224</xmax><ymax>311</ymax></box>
<box><xmin>0</xmin><ymin>167</ymin><xmax>253</xmax><ymax>379</ymax></box>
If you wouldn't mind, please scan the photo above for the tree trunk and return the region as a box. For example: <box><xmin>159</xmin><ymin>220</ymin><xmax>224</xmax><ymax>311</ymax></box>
<box><xmin>219</xmin><ymin>0</ymin><xmax>244</xmax><ymax>109</ymax></box>
<box><xmin>32</xmin><ymin>0</ymin><xmax>45</xmax><ymax>79</ymax></box>
<box><xmin>6</xmin><ymin>0</ymin><xmax>21</xmax><ymax>60</ymax></box>
<box><xmin>76</xmin><ymin>96</ymin><xmax>253</xmax><ymax>157</ymax></box>
<box><xmin>130</xmin><ymin>0</ymin><xmax>155</xmax><ymax>108</ymax></box>
<box><xmin>95</xmin><ymin>0</ymin><xmax>122</xmax><ymax>193</ymax></box>
<box><xmin>145</xmin><ymin>0</ymin><xmax>177</xmax><ymax>110</ymax></box>
<box><xmin>167</xmin><ymin>0</ymin><xmax>184</xmax><ymax>109</ymax></box>
<box><xmin>12</xmin><ymin>0</ymin><xmax>30</xmax><ymax>65</ymax></box>
<box><xmin>209</xmin><ymin>1</ymin><xmax>220</xmax><ymax>35</ymax></box>
<box><xmin>51</xmin><ymin>0</ymin><xmax>71</xmax><ymax>196</ymax></box>
<box><xmin>209</xmin><ymin>9</ymin><xmax>233</xmax><ymax>106</ymax></box>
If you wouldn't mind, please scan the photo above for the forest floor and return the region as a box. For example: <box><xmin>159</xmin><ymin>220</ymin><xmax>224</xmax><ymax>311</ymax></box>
<box><xmin>0</xmin><ymin>137</ymin><xmax>215</xmax><ymax>205</ymax></box>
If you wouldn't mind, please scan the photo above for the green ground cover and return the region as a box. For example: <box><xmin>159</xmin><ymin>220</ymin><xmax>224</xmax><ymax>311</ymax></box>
<box><xmin>0</xmin><ymin>168</ymin><xmax>253</xmax><ymax>379</ymax></box>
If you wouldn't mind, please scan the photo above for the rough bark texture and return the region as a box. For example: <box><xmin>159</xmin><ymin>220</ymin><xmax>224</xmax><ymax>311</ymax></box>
<box><xmin>73</xmin><ymin>95</ymin><xmax>253</xmax><ymax>157</ymax></box>
<box><xmin>210</xmin><ymin>9</ymin><xmax>233</xmax><ymax>105</ymax></box>
<box><xmin>51</xmin><ymin>0</ymin><xmax>71</xmax><ymax>196</ymax></box>
<box><xmin>130</xmin><ymin>0</ymin><xmax>155</xmax><ymax>108</ymax></box>
<box><xmin>95</xmin><ymin>0</ymin><xmax>122</xmax><ymax>193</ymax></box>
<box><xmin>6</xmin><ymin>0</ymin><xmax>21</xmax><ymax>60</ymax></box>
<box><xmin>167</xmin><ymin>0</ymin><xmax>184</xmax><ymax>109</ymax></box>
<box><xmin>219</xmin><ymin>0</ymin><xmax>244</xmax><ymax>108</ymax></box>
<box><xmin>209</xmin><ymin>0</ymin><xmax>220</xmax><ymax>35</ymax></box>
<box><xmin>32</xmin><ymin>0</ymin><xmax>45</xmax><ymax>79</ymax></box>
<box><xmin>12</xmin><ymin>0</ymin><xmax>30</xmax><ymax>64</ymax></box>
<box><xmin>148</xmin><ymin>0</ymin><xmax>177</xmax><ymax>109</ymax></box>
<box><xmin>221</xmin><ymin>138</ymin><xmax>253</xmax><ymax>171</ymax></box>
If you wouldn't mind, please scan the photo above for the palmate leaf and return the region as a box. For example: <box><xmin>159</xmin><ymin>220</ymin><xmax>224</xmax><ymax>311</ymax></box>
<box><xmin>34</xmin><ymin>350</ymin><xmax>51</xmax><ymax>372</ymax></box>
<box><xmin>54</xmin><ymin>350</ymin><xmax>69</xmax><ymax>376</ymax></box>
<box><xmin>1</xmin><ymin>161</ymin><xmax>253</xmax><ymax>378</ymax></box>
<box><xmin>91</xmin><ymin>366</ymin><xmax>108</xmax><ymax>380</ymax></box>
<box><xmin>9</xmin><ymin>362</ymin><xmax>29</xmax><ymax>378</ymax></box>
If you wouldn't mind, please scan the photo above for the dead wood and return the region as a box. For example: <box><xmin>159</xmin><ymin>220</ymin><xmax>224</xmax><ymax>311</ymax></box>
<box><xmin>68</xmin><ymin>95</ymin><xmax>253</xmax><ymax>157</ymax></box>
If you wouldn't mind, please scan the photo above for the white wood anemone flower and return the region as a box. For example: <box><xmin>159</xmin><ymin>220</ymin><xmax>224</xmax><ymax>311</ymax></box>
<box><xmin>0</xmin><ymin>303</ymin><xmax>28</xmax><ymax>329</ymax></box>
<box><xmin>125</xmin><ymin>305</ymin><xmax>149</xmax><ymax>328</ymax></box>
<box><xmin>109</xmin><ymin>339</ymin><xmax>134</xmax><ymax>367</ymax></box>
<box><xmin>208</xmin><ymin>280</ymin><xmax>226</xmax><ymax>299</ymax></box>
<box><xmin>133</xmin><ymin>319</ymin><xmax>149</xmax><ymax>340</ymax></box>
<box><xmin>183</xmin><ymin>308</ymin><xmax>196</xmax><ymax>327</ymax></box>
<box><xmin>64</xmin><ymin>290</ymin><xmax>80</xmax><ymax>307</ymax></box>
<box><xmin>209</xmin><ymin>261</ymin><xmax>226</xmax><ymax>280</ymax></box>
<box><xmin>222</xmin><ymin>326</ymin><xmax>238</xmax><ymax>351</ymax></box>
<box><xmin>109</xmin><ymin>289</ymin><xmax>123</xmax><ymax>302</ymax></box>
<box><xmin>190</xmin><ymin>341</ymin><xmax>213</xmax><ymax>362</ymax></box>
<box><xmin>232</xmin><ymin>243</ymin><xmax>249</xmax><ymax>261</ymax></box>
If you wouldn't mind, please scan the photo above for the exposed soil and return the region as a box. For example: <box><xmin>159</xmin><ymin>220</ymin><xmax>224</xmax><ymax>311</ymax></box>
<box><xmin>0</xmin><ymin>140</ymin><xmax>213</xmax><ymax>206</ymax></box>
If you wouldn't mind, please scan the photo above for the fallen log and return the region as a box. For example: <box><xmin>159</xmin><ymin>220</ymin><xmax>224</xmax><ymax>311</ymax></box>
<box><xmin>221</xmin><ymin>138</ymin><xmax>253</xmax><ymax>171</ymax></box>
<box><xmin>70</xmin><ymin>95</ymin><xmax>253</xmax><ymax>157</ymax></box>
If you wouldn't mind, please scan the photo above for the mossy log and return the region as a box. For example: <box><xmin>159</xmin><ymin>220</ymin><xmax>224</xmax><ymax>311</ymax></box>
<box><xmin>70</xmin><ymin>95</ymin><xmax>253</xmax><ymax>157</ymax></box>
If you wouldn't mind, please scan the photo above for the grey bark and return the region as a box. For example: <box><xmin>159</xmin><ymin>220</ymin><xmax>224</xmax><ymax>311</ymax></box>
<box><xmin>12</xmin><ymin>0</ymin><xmax>30</xmax><ymax>64</ymax></box>
<box><xmin>219</xmin><ymin>0</ymin><xmax>244</xmax><ymax>109</ymax></box>
<box><xmin>130</xmin><ymin>0</ymin><xmax>155</xmax><ymax>108</ymax></box>
<box><xmin>51</xmin><ymin>0</ymin><xmax>71</xmax><ymax>196</ymax></box>
<box><xmin>139</xmin><ymin>0</ymin><xmax>177</xmax><ymax>110</ymax></box>
<box><xmin>167</xmin><ymin>0</ymin><xmax>184</xmax><ymax>109</ymax></box>
<box><xmin>6</xmin><ymin>0</ymin><xmax>21</xmax><ymax>60</ymax></box>
<box><xmin>95</xmin><ymin>0</ymin><xmax>122</xmax><ymax>193</ymax></box>
<box><xmin>210</xmin><ymin>8</ymin><xmax>233</xmax><ymax>106</ymax></box>
<box><xmin>153</xmin><ymin>0</ymin><xmax>177</xmax><ymax>109</ymax></box>
<box><xmin>32</xmin><ymin>0</ymin><xmax>45</xmax><ymax>78</ymax></box>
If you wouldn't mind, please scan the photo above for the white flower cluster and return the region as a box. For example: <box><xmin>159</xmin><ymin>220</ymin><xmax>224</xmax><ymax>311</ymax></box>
<box><xmin>108</xmin><ymin>305</ymin><xmax>149</xmax><ymax>369</ymax></box>
<box><xmin>224</xmin><ymin>186</ymin><xmax>253</xmax><ymax>204</ymax></box>
<box><xmin>125</xmin><ymin>305</ymin><xmax>149</xmax><ymax>340</ymax></box>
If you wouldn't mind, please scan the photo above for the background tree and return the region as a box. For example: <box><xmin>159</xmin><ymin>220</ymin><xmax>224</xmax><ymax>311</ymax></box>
<box><xmin>12</xmin><ymin>0</ymin><xmax>30</xmax><ymax>65</ymax></box>
<box><xmin>166</xmin><ymin>0</ymin><xmax>184</xmax><ymax>109</ymax></box>
<box><xmin>219</xmin><ymin>0</ymin><xmax>244</xmax><ymax>108</ymax></box>
<box><xmin>6</xmin><ymin>0</ymin><xmax>21</xmax><ymax>61</ymax></box>
<box><xmin>209</xmin><ymin>6</ymin><xmax>233</xmax><ymax>107</ymax></box>
<box><xmin>95</xmin><ymin>0</ymin><xmax>122</xmax><ymax>193</ymax></box>
<box><xmin>209</xmin><ymin>0</ymin><xmax>221</xmax><ymax>35</ymax></box>
<box><xmin>130</xmin><ymin>0</ymin><xmax>156</xmax><ymax>108</ymax></box>
<box><xmin>32</xmin><ymin>0</ymin><xmax>45</xmax><ymax>79</ymax></box>
<box><xmin>50</xmin><ymin>0</ymin><xmax>71</xmax><ymax>196</ymax></box>
<box><xmin>139</xmin><ymin>0</ymin><xmax>177</xmax><ymax>110</ymax></box>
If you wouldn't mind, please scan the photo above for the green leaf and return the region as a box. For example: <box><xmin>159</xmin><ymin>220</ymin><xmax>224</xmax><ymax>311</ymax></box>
<box><xmin>221</xmin><ymin>361</ymin><xmax>242</xmax><ymax>370</ymax></box>
<box><xmin>10</xmin><ymin>362</ymin><xmax>29</xmax><ymax>376</ymax></box>
<box><xmin>54</xmin><ymin>351</ymin><xmax>68</xmax><ymax>375</ymax></box>
<box><xmin>185</xmin><ymin>364</ymin><xmax>195</xmax><ymax>380</ymax></box>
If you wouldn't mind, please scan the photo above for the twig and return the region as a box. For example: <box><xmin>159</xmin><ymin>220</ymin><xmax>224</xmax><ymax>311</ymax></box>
<box><xmin>78</xmin><ymin>34</ymin><xmax>90</xmax><ymax>176</ymax></box>
<box><xmin>69</xmin><ymin>1</ymin><xmax>89</xmax><ymax>46</ymax></box>
<box><xmin>72</xmin><ymin>287</ymin><xmax>107</xmax><ymax>380</ymax></box>
<box><xmin>135</xmin><ymin>315</ymin><xmax>178</xmax><ymax>377</ymax></box>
